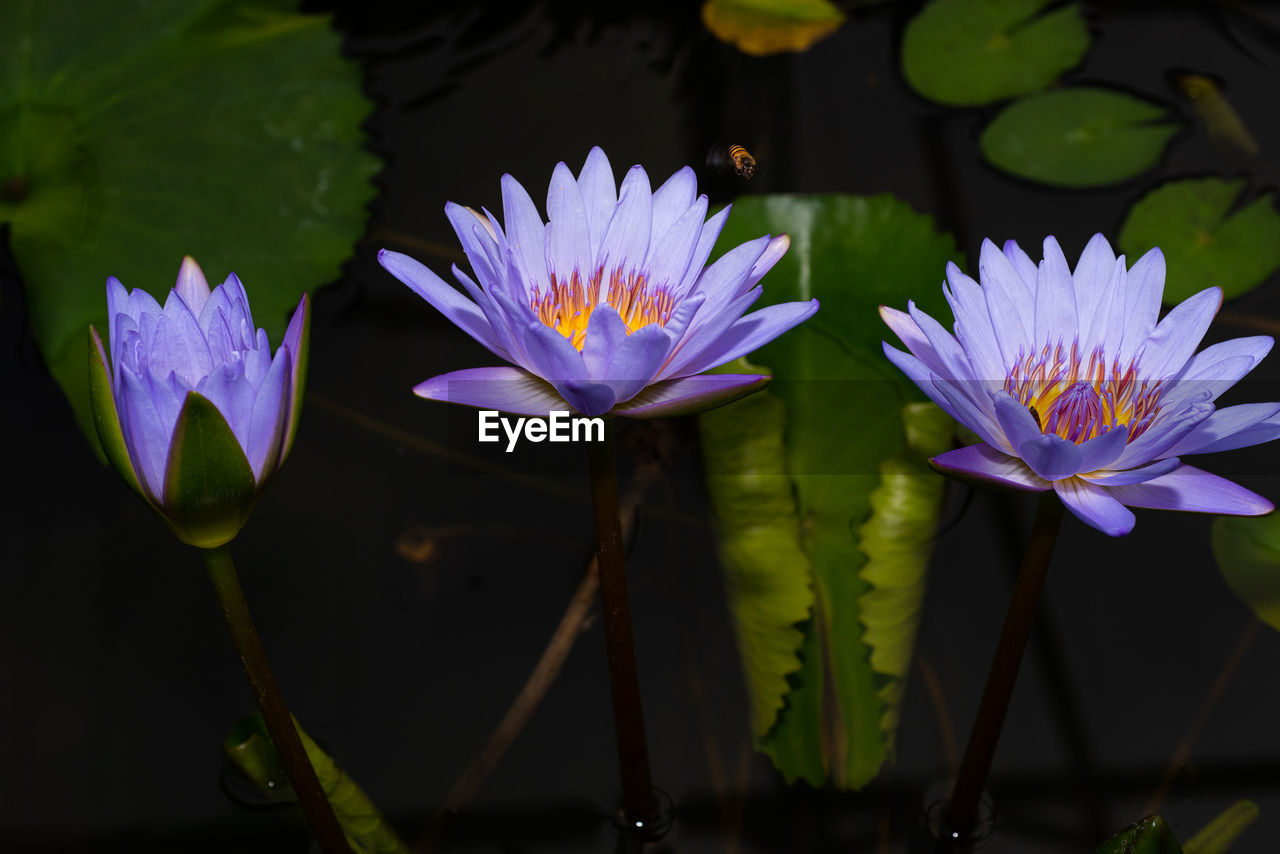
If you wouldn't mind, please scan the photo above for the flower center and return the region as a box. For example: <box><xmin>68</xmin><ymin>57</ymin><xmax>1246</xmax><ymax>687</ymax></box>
<box><xmin>1005</xmin><ymin>339</ymin><xmax>1163</xmax><ymax>445</ymax></box>
<box><xmin>531</xmin><ymin>266</ymin><xmax>675</xmax><ymax>351</ymax></box>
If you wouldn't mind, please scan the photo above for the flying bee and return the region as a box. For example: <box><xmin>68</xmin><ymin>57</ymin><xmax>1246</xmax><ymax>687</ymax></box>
<box><xmin>707</xmin><ymin>143</ymin><xmax>757</xmax><ymax>180</ymax></box>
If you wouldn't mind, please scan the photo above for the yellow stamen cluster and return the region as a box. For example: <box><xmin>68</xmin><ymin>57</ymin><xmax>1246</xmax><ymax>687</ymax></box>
<box><xmin>1004</xmin><ymin>339</ymin><xmax>1163</xmax><ymax>444</ymax></box>
<box><xmin>531</xmin><ymin>266</ymin><xmax>675</xmax><ymax>351</ymax></box>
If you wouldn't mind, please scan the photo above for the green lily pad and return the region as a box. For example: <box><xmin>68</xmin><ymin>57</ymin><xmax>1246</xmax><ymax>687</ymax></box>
<box><xmin>0</xmin><ymin>0</ymin><xmax>379</xmax><ymax>445</ymax></box>
<box><xmin>1212</xmin><ymin>514</ymin><xmax>1280</xmax><ymax>631</ymax></box>
<box><xmin>701</xmin><ymin>0</ymin><xmax>845</xmax><ymax>56</ymax></box>
<box><xmin>981</xmin><ymin>88</ymin><xmax>1178</xmax><ymax>187</ymax></box>
<box><xmin>699</xmin><ymin>194</ymin><xmax>959</xmax><ymax>788</ymax></box>
<box><xmin>901</xmin><ymin>0</ymin><xmax>1090</xmax><ymax>106</ymax></box>
<box><xmin>1119</xmin><ymin>177</ymin><xmax>1280</xmax><ymax>303</ymax></box>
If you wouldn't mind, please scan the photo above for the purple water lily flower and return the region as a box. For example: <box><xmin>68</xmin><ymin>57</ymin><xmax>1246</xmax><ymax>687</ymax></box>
<box><xmin>882</xmin><ymin>233</ymin><xmax>1280</xmax><ymax>536</ymax></box>
<box><xmin>378</xmin><ymin>146</ymin><xmax>819</xmax><ymax>418</ymax></box>
<box><xmin>88</xmin><ymin>257</ymin><xmax>308</xmax><ymax>547</ymax></box>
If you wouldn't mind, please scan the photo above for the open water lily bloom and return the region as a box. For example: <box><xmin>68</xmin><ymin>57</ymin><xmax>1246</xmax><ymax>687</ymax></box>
<box><xmin>379</xmin><ymin>146</ymin><xmax>819</xmax><ymax>418</ymax></box>
<box><xmin>88</xmin><ymin>258</ymin><xmax>308</xmax><ymax>548</ymax></box>
<box><xmin>882</xmin><ymin>234</ymin><xmax>1280</xmax><ymax>536</ymax></box>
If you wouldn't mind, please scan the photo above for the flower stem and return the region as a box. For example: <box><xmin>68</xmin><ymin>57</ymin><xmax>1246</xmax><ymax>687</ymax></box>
<box><xmin>944</xmin><ymin>491</ymin><xmax>1065</xmax><ymax>839</ymax></box>
<box><xmin>586</xmin><ymin>420</ymin><xmax>656</xmax><ymax>828</ymax></box>
<box><xmin>202</xmin><ymin>543</ymin><xmax>351</xmax><ymax>853</ymax></box>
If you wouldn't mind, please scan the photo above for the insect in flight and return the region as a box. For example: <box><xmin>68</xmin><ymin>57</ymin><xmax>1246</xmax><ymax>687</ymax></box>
<box><xmin>707</xmin><ymin>144</ymin><xmax>758</xmax><ymax>180</ymax></box>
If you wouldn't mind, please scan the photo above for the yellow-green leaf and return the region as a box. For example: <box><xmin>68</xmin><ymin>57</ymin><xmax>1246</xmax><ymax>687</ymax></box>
<box><xmin>701</xmin><ymin>0</ymin><xmax>845</xmax><ymax>56</ymax></box>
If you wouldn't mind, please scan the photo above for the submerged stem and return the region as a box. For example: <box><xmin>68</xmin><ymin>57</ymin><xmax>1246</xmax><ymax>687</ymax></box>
<box><xmin>587</xmin><ymin>419</ymin><xmax>657</xmax><ymax>829</ymax></box>
<box><xmin>202</xmin><ymin>544</ymin><xmax>350</xmax><ymax>853</ymax></box>
<box><xmin>945</xmin><ymin>491</ymin><xmax>1065</xmax><ymax>840</ymax></box>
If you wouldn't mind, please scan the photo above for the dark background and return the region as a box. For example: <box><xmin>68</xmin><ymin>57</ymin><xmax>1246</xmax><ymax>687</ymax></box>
<box><xmin>4</xmin><ymin>1</ymin><xmax>1280</xmax><ymax>851</ymax></box>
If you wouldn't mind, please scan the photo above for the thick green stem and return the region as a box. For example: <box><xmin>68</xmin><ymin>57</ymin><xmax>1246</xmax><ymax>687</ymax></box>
<box><xmin>203</xmin><ymin>544</ymin><xmax>351</xmax><ymax>853</ymax></box>
<box><xmin>586</xmin><ymin>420</ymin><xmax>656</xmax><ymax>828</ymax></box>
<box><xmin>945</xmin><ymin>491</ymin><xmax>1065</xmax><ymax>840</ymax></box>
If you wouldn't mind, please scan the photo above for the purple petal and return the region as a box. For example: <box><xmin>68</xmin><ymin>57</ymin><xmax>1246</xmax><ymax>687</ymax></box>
<box><xmin>414</xmin><ymin>366</ymin><xmax>569</xmax><ymax>415</ymax></box>
<box><xmin>1176</xmin><ymin>335</ymin><xmax>1273</xmax><ymax>398</ymax></box>
<box><xmin>117</xmin><ymin>368</ymin><xmax>174</xmax><ymax>500</ymax></box>
<box><xmin>880</xmin><ymin>305</ymin><xmax>947</xmax><ymax>375</ymax></box>
<box><xmin>682</xmin><ymin>205</ymin><xmax>731</xmax><ymax>295</ymax></box>
<box><xmin>742</xmin><ymin>234</ymin><xmax>790</xmax><ymax>290</ymax></box>
<box><xmin>245</xmin><ymin>347</ymin><xmax>290</xmax><ymax>480</ymax></box>
<box><xmin>194</xmin><ymin>364</ymin><xmax>255</xmax><ymax>446</ymax></box>
<box><xmin>501</xmin><ymin>173</ymin><xmax>550</xmax><ymax>295</ymax></box>
<box><xmin>649</xmin><ymin>165</ymin><xmax>698</xmax><ymax>250</ymax></box>
<box><xmin>993</xmin><ymin>392</ymin><xmax>1045</xmax><ymax>455</ymax></box>
<box><xmin>545</xmin><ymin>161</ymin><xmax>593</xmax><ymax>282</ymax></box>
<box><xmin>1019</xmin><ymin>433</ymin><xmax>1083</xmax><ymax>482</ymax></box>
<box><xmin>1112</xmin><ymin>398</ymin><xmax>1212</xmax><ymax>468</ymax></box>
<box><xmin>1070</xmin><ymin>233</ymin><xmax>1116</xmax><ymax>336</ymax></box>
<box><xmin>1119</xmin><ymin>247</ymin><xmax>1165</xmax><ymax>366</ymax></box>
<box><xmin>660</xmin><ymin>285</ymin><xmax>763</xmax><ymax>379</ymax></box>
<box><xmin>944</xmin><ymin>263</ymin><xmax>1004</xmax><ymax>383</ymax></box>
<box><xmin>1075</xmin><ymin>424</ymin><xmax>1130</xmax><ymax>473</ymax></box>
<box><xmin>645</xmin><ymin>196</ymin><xmax>706</xmax><ymax>291</ymax></box>
<box><xmin>577</xmin><ymin>147</ymin><xmax>617</xmax><ymax>255</ymax></box>
<box><xmin>908</xmin><ymin>300</ymin><xmax>979</xmax><ymax>383</ymax></box>
<box><xmin>1002</xmin><ymin>239</ymin><xmax>1039</xmax><ymax>287</ymax></box>
<box><xmin>675</xmin><ymin>299</ymin><xmax>820</xmax><ymax>377</ymax></box>
<box><xmin>378</xmin><ymin>249</ymin><xmax>509</xmax><ymax>359</ymax></box>
<box><xmin>520</xmin><ymin>321</ymin><xmax>588</xmax><ymax>387</ymax></box>
<box><xmin>930</xmin><ymin>443</ymin><xmax>1051</xmax><ymax>492</ymax></box>
<box><xmin>611</xmin><ymin>373</ymin><xmax>769</xmax><ymax>417</ymax></box>
<box><xmin>561</xmin><ymin>380</ymin><xmax>618</xmax><ymax>416</ymax></box>
<box><xmin>979</xmin><ymin>241</ymin><xmax>1034</xmax><ymax>364</ymax></box>
<box><xmin>444</xmin><ymin>202</ymin><xmax>500</xmax><ymax>287</ymax></box>
<box><xmin>581</xmin><ymin>305</ymin><xmax>671</xmax><ymax>402</ymax></box>
<box><xmin>1080</xmin><ymin>256</ymin><xmax>1126</xmax><ymax>359</ymax></box>
<box><xmin>598</xmin><ymin>165</ymin><xmax>652</xmax><ymax>276</ymax></box>
<box><xmin>173</xmin><ymin>256</ymin><xmax>212</xmax><ymax>316</ymax></box>
<box><xmin>1163</xmin><ymin>402</ymin><xmax>1280</xmax><ymax>456</ymax></box>
<box><xmin>1032</xmin><ymin>236</ymin><xmax>1077</xmax><ymax>345</ymax></box>
<box><xmin>279</xmin><ymin>294</ymin><xmax>308</xmax><ymax>458</ymax></box>
<box><xmin>1084</xmin><ymin>456</ymin><xmax>1181</xmax><ymax>485</ymax></box>
<box><xmin>1055</xmin><ymin>478</ymin><xmax>1136</xmax><ymax>536</ymax></box>
<box><xmin>1105</xmin><ymin>464</ymin><xmax>1274</xmax><ymax>516</ymax></box>
<box><xmin>1137</xmin><ymin>287</ymin><xmax>1222</xmax><ymax>379</ymax></box>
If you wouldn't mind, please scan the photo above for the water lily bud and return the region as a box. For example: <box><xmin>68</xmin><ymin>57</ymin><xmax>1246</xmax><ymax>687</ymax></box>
<box><xmin>88</xmin><ymin>257</ymin><xmax>309</xmax><ymax>547</ymax></box>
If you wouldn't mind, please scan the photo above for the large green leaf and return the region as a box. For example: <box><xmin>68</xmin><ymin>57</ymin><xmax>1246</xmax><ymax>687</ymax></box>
<box><xmin>1119</xmin><ymin>178</ymin><xmax>1280</xmax><ymax>304</ymax></box>
<box><xmin>1212</xmin><ymin>514</ymin><xmax>1280</xmax><ymax>631</ymax></box>
<box><xmin>901</xmin><ymin>0</ymin><xmax>1090</xmax><ymax>106</ymax></box>
<box><xmin>981</xmin><ymin>88</ymin><xmax>1178</xmax><ymax>187</ymax></box>
<box><xmin>700</xmin><ymin>195</ymin><xmax>959</xmax><ymax>788</ymax></box>
<box><xmin>0</xmin><ymin>0</ymin><xmax>379</xmax><ymax>443</ymax></box>
<box><xmin>700</xmin><ymin>370</ymin><xmax>814</xmax><ymax>741</ymax></box>
<box><xmin>857</xmin><ymin>402</ymin><xmax>952</xmax><ymax>756</ymax></box>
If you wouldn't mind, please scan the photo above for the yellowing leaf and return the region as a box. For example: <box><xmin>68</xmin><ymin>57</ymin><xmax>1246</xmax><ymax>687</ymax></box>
<box><xmin>702</xmin><ymin>0</ymin><xmax>845</xmax><ymax>56</ymax></box>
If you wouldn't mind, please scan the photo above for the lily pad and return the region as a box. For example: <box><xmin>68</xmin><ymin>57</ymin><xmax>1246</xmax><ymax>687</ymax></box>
<box><xmin>701</xmin><ymin>0</ymin><xmax>845</xmax><ymax>56</ymax></box>
<box><xmin>1119</xmin><ymin>177</ymin><xmax>1280</xmax><ymax>303</ymax></box>
<box><xmin>981</xmin><ymin>88</ymin><xmax>1178</xmax><ymax>187</ymax></box>
<box><xmin>1212</xmin><ymin>514</ymin><xmax>1280</xmax><ymax>632</ymax></box>
<box><xmin>901</xmin><ymin>0</ymin><xmax>1090</xmax><ymax>106</ymax></box>
<box><xmin>700</xmin><ymin>194</ymin><xmax>959</xmax><ymax>787</ymax></box>
<box><xmin>0</xmin><ymin>0</ymin><xmax>379</xmax><ymax>445</ymax></box>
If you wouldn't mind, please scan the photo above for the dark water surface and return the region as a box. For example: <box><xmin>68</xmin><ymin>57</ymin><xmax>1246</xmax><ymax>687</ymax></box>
<box><xmin>5</xmin><ymin>1</ymin><xmax>1280</xmax><ymax>851</ymax></box>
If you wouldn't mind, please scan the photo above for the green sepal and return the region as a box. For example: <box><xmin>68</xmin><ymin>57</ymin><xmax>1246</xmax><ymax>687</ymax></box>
<box><xmin>86</xmin><ymin>325</ymin><xmax>147</xmax><ymax>501</ymax></box>
<box><xmin>280</xmin><ymin>293</ymin><xmax>310</xmax><ymax>462</ymax></box>
<box><xmin>161</xmin><ymin>391</ymin><xmax>258</xmax><ymax>548</ymax></box>
<box><xmin>1096</xmin><ymin>815</ymin><xmax>1184</xmax><ymax>854</ymax></box>
<box><xmin>225</xmin><ymin>713</ymin><xmax>410</xmax><ymax>854</ymax></box>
